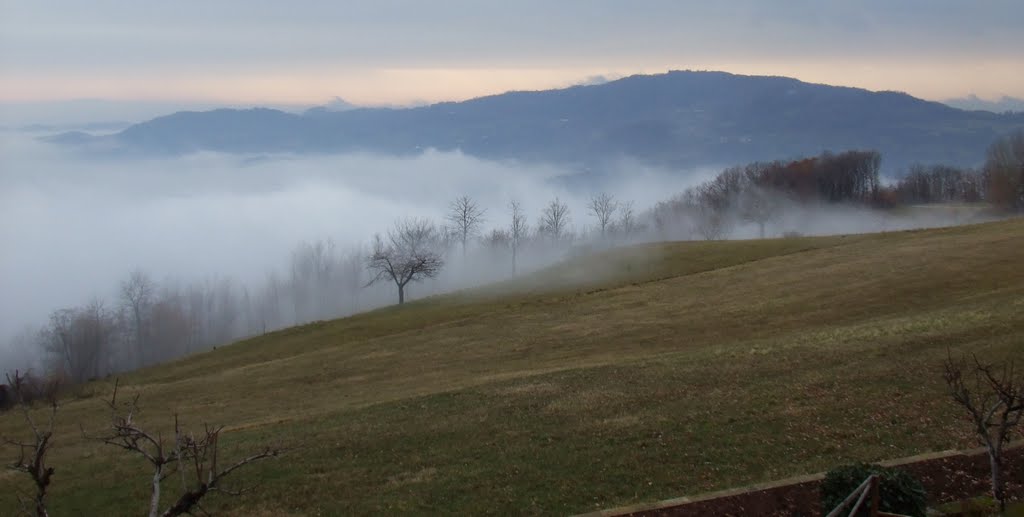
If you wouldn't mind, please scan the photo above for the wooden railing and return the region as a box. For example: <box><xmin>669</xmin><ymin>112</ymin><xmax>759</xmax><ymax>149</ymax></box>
<box><xmin>825</xmin><ymin>475</ymin><xmax>910</xmax><ymax>517</ymax></box>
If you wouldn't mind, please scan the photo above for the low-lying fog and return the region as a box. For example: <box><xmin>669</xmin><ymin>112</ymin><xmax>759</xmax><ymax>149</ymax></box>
<box><xmin>0</xmin><ymin>129</ymin><xmax>990</xmax><ymax>376</ymax></box>
<box><xmin>0</xmin><ymin>130</ymin><xmax>706</xmax><ymax>369</ymax></box>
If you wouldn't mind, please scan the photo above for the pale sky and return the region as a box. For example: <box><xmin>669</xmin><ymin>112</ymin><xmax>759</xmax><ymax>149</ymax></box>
<box><xmin>1</xmin><ymin>0</ymin><xmax>1023</xmax><ymax>107</ymax></box>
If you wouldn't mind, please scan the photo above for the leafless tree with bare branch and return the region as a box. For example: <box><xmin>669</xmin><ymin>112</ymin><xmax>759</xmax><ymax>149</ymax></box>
<box><xmin>446</xmin><ymin>195</ymin><xmax>486</xmax><ymax>258</ymax></box>
<box><xmin>509</xmin><ymin>200</ymin><xmax>528</xmax><ymax>274</ymax></box>
<box><xmin>42</xmin><ymin>300</ymin><xmax>118</xmax><ymax>384</ymax></box>
<box><xmin>539</xmin><ymin>197</ymin><xmax>571</xmax><ymax>242</ymax></box>
<box><xmin>366</xmin><ymin>218</ymin><xmax>445</xmax><ymax>305</ymax></box>
<box><xmin>587</xmin><ymin>192</ymin><xmax>618</xmax><ymax>237</ymax></box>
<box><xmin>86</xmin><ymin>380</ymin><xmax>280</xmax><ymax>517</ymax></box>
<box><xmin>943</xmin><ymin>352</ymin><xmax>1024</xmax><ymax>512</ymax></box>
<box><xmin>121</xmin><ymin>270</ymin><xmax>155</xmax><ymax>367</ymax></box>
<box><xmin>2</xmin><ymin>371</ymin><xmax>59</xmax><ymax>517</ymax></box>
<box><xmin>615</xmin><ymin>200</ymin><xmax>637</xmax><ymax>238</ymax></box>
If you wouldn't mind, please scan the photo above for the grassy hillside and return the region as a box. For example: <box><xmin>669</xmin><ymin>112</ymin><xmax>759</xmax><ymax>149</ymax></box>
<box><xmin>2</xmin><ymin>220</ymin><xmax>1023</xmax><ymax>515</ymax></box>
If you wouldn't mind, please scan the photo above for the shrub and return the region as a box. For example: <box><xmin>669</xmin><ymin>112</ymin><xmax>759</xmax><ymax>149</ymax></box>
<box><xmin>820</xmin><ymin>463</ymin><xmax>926</xmax><ymax>517</ymax></box>
<box><xmin>1</xmin><ymin>369</ymin><xmax>62</xmax><ymax>409</ymax></box>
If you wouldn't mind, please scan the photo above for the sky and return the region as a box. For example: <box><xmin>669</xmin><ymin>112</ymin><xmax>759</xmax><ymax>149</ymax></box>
<box><xmin>2</xmin><ymin>0</ymin><xmax>1023</xmax><ymax>116</ymax></box>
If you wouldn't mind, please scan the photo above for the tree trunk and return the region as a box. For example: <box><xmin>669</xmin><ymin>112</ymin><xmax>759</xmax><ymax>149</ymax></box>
<box><xmin>149</xmin><ymin>465</ymin><xmax>162</xmax><ymax>517</ymax></box>
<box><xmin>34</xmin><ymin>495</ymin><xmax>48</xmax><ymax>517</ymax></box>
<box><xmin>758</xmin><ymin>221</ymin><xmax>766</xmax><ymax>239</ymax></box>
<box><xmin>987</xmin><ymin>448</ymin><xmax>1003</xmax><ymax>511</ymax></box>
<box><xmin>512</xmin><ymin>246</ymin><xmax>517</xmax><ymax>274</ymax></box>
<box><xmin>989</xmin><ymin>448</ymin><xmax>1005</xmax><ymax>512</ymax></box>
<box><xmin>134</xmin><ymin>310</ymin><xmax>145</xmax><ymax>367</ymax></box>
<box><xmin>398</xmin><ymin>284</ymin><xmax>405</xmax><ymax>305</ymax></box>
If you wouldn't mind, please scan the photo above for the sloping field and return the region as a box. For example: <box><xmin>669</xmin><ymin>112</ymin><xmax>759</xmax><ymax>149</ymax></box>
<box><xmin>2</xmin><ymin>220</ymin><xmax>1023</xmax><ymax>515</ymax></box>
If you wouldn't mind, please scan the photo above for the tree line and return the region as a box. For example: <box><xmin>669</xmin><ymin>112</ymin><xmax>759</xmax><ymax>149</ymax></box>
<box><xmin>651</xmin><ymin>131</ymin><xmax>1023</xmax><ymax>241</ymax></box>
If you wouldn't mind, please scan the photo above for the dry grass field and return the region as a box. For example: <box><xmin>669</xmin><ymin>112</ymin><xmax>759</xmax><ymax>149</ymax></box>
<box><xmin>2</xmin><ymin>219</ymin><xmax>1023</xmax><ymax>515</ymax></box>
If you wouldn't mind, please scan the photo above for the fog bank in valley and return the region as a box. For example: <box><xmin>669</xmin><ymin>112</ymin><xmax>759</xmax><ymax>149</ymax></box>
<box><xmin>0</xmin><ymin>130</ymin><xmax>703</xmax><ymax>371</ymax></box>
<box><xmin>0</xmin><ymin>129</ymin><xmax>995</xmax><ymax>377</ymax></box>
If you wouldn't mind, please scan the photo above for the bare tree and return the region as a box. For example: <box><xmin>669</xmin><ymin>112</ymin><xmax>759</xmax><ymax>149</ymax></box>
<box><xmin>259</xmin><ymin>272</ymin><xmax>284</xmax><ymax>334</ymax></box>
<box><xmin>290</xmin><ymin>240</ymin><xmax>337</xmax><ymax>323</ymax></box>
<box><xmin>121</xmin><ymin>270</ymin><xmax>155</xmax><ymax>367</ymax></box>
<box><xmin>539</xmin><ymin>197</ymin><xmax>571</xmax><ymax>242</ymax></box>
<box><xmin>614</xmin><ymin>200</ymin><xmax>637</xmax><ymax>239</ymax></box>
<box><xmin>42</xmin><ymin>300</ymin><xmax>117</xmax><ymax>384</ymax></box>
<box><xmin>446</xmin><ymin>195</ymin><xmax>486</xmax><ymax>257</ymax></box>
<box><xmin>483</xmin><ymin>228</ymin><xmax>511</xmax><ymax>251</ymax></box>
<box><xmin>366</xmin><ymin>218</ymin><xmax>445</xmax><ymax>305</ymax></box>
<box><xmin>89</xmin><ymin>380</ymin><xmax>280</xmax><ymax>517</ymax></box>
<box><xmin>692</xmin><ymin>205</ymin><xmax>731</xmax><ymax>241</ymax></box>
<box><xmin>147</xmin><ymin>290</ymin><xmax>191</xmax><ymax>363</ymax></box>
<box><xmin>340</xmin><ymin>248</ymin><xmax>365</xmax><ymax>314</ymax></box>
<box><xmin>2</xmin><ymin>371</ymin><xmax>58</xmax><ymax>517</ymax></box>
<box><xmin>943</xmin><ymin>352</ymin><xmax>1024</xmax><ymax>512</ymax></box>
<box><xmin>985</xmin><ymin>130</ymin><xmax>1024</xmax><ymax>212</ymax></box>
<box><xmin>587</xmin><ymin>192</ymin><xmax>618</xmax><ymax>237</ymax></box>
<box><xmin>509</xmin><ymin>200</ymin><xmax>528</xmax><ymax>274</ymax></box>
<box><xmin>738</xmin><ymin>187</ymin><xmax>780</xmax><ymax>239</ymax></box>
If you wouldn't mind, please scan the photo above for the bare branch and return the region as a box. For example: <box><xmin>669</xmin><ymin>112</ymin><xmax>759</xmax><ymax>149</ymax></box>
<box><xmin>943</xmin><ymin>350</ymin><xmax>1024</xmax><ymax>512</ymax></box>
<box><xmin>539</xmin><ymin>197</ymin><xmax>571</xmax><ymax>242</ymax></box>
<box><xmin>3</xmin><ymin>370</ymin><xmax>57</xmax><ymax>517</ymax></box>
<box><xmin>587</xmin><ymin>192</ymin><xmax>618</xmax><ymax>237</ymax></box>
<box><xmin>446</xmin><ymin>195</ymin><xmax>486</xmax><ymax>256</ymax></box>
<box><xmin>365</xmin><ymin>218</ymin><xmax>445</xmax><ymax>304</ymax></box>
<box><xmin>86</xmin><ymin>380</ymin><xmax>283</xmax><ymax>517</ymax></box>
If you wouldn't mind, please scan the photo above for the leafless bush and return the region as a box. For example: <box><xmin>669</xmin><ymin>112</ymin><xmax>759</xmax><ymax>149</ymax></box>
<box><xmin>84</xmin><ymin>379</ymin><xmax>282</xmax><ymax>517</ymax></box>
<box><xmin>2</xmin><ymin>371</ymin><xmax>59</xmax><ymax>517</ymax></box>
<box><xmin>0</xmin><ymin>371</ymin><xmax>60</xmax><ymax>411</ymax></box>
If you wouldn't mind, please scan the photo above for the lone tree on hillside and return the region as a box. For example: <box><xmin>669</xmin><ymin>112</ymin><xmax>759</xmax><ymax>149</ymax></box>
<box><xmin>943</xmin><ymin>352</ymin><xmax>1024</xmax><ymax>513</ymax></box>
<box><xmin>446</xmin><ymin>195</ymin><xmax>486</xmax><ymax>257</ymax></box>
<box><xmin>587</xmin><ymin>192</ymin><xmax>618</xmax><ymax>237</ymax></box>
<box><xmin>366</xmin><ymin>218</ymin><xmax>445</xmax><ymax>305</ymax></box>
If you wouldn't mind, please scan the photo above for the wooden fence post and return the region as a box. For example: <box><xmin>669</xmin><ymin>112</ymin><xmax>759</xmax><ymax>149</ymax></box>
<box><xmin>869</xmin><ymin>475</ymin><xmax>880</xmax><ymax>517</ymax></box>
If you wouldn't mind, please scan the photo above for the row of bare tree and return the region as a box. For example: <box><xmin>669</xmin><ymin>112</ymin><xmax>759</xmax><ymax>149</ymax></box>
<box><xmin>3</xmin><ymin>193</ymin><xmax>648</xmax><ymax>385</ymax></box>
<box><xmin>887</xmin><ymin>131</ymin><xmax>1023</xmax><ymax>209</ymax></box>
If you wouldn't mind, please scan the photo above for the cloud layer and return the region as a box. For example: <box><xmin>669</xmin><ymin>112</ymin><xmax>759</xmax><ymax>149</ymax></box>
<box><xmin>2</xmin><ymin>1</ymin><xmax>1022</xmax><ymax>105</ymax></box>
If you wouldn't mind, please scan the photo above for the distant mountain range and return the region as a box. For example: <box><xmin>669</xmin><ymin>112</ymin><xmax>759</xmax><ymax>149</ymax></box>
<box><xmin>943</xmin><ymin>94</ymin><xmax>1024</xmax><ymax>114</ymax></box>
<box><xmin>50</xmin><ymin>71</ymin><xmax>1024</xmax><ymax>174</ymax></box>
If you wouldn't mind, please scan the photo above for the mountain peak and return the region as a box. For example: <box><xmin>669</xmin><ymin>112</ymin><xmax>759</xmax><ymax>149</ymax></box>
<box><xmin>51</xmin><ymin>71</ymin><xmax>1024</xmax><ymax>173</ymax></box>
